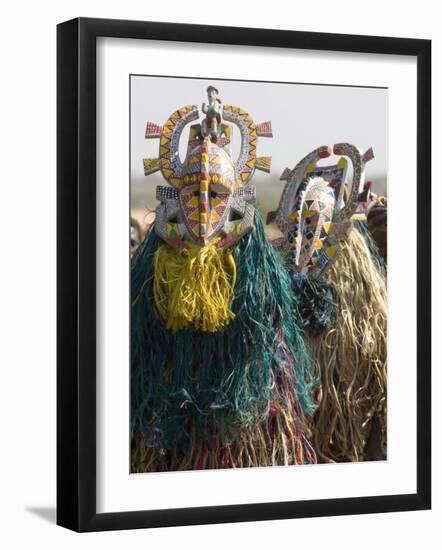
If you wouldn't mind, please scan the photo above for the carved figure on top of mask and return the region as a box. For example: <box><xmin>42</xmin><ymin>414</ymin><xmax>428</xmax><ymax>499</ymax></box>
<box><xmin>201</xmin><ymin>85</ymin><xmax>223</xmax><ymax>142</ymax></box>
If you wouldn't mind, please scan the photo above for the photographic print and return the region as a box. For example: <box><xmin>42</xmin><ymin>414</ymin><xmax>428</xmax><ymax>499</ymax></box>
<box><xmin>130</xmin><ymin>75</ymin><xmax>388</xmax><ymax>474</ymax></box>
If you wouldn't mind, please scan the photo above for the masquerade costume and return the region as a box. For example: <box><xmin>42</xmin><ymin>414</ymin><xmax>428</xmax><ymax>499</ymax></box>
<box><xmin>131</xmin><ymin>89</ymin><xmax>317</xmax><ymax>472</ymax></box>
<box><xmin>268</xmin><ymin>144</ymin><xmax>387</xmax><ymax>462</ymax></box>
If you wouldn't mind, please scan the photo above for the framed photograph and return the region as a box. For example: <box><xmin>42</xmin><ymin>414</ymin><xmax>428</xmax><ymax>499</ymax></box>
<box><xmin>57</xmin><ymin>17</ymin><xmax>431</xmax><ymax>532</ymax></box>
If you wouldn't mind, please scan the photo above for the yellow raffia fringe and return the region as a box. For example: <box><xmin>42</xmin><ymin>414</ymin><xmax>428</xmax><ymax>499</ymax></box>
<box><xmin>153</xmin><ymin>240</ymin><xmax>237</xmax><ymax>333</ymax></box>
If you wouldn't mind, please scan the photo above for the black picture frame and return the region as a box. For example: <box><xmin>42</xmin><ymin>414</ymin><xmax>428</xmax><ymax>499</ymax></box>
<box><xmin>57</xmin><ymin>17</ymin><xmax>431</xmax><ymax>532</ymax></box>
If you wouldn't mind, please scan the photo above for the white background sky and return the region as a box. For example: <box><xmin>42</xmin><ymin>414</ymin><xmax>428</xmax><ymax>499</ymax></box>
<box><xmin>131</xmin><ymin>75</ymin><xmax>387</xmax><ymax>216</ymax></box>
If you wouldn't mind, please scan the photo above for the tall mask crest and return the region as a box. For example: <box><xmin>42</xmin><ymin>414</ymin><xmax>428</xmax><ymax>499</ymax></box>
<box><xmin>143</xmin><ymin>86</ymin><xmax>273</xmax><ymax>249</ymax></box>
<box><xmin>270</xmin><ymin>143</ymin><xmax>374</xmax><ymax>277</ymax></box>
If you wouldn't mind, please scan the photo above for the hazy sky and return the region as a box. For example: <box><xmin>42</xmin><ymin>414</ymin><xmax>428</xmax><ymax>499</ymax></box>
<box><xmin>130</xmin><ymin>75</ymin><xmax>387</xmax><ymax>217</ymax></box>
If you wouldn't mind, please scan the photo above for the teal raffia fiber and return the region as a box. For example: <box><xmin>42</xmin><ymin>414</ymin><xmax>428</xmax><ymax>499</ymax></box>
<box><xmin>291</xmin><ymin>273</ymin><xmax>338</xmax><ymax>337</ymax></box>
<box><xmin>354</xmin><ymin>219</ymin><xmax>386</xmax><ymax>275</ymax></box>
<box><xmin>130</xmin><ymin>213</ymin><xmax>316</xmax><ymax>454</ymax></box>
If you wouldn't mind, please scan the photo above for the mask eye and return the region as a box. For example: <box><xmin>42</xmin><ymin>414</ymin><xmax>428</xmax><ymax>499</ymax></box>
<box><xmin>193</xmin><ymin>191</ymin><xmax>199</xmax><ymax>197</ymax></box>
<box><xmin>210</xmin><ymin>191</ymin><xmax>217</xmax><ymax>199</ymax></box>
<box><xmin>229</xmin><ymin>210</ymin><xmax>243</xmax><ymax>222</ymax></box>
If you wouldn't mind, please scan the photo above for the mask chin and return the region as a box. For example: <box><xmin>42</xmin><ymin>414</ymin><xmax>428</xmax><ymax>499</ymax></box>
<box><xmin>152</xmin><ymin>238</ymin><xmax>237</xmax><ymax>333</ymax></box>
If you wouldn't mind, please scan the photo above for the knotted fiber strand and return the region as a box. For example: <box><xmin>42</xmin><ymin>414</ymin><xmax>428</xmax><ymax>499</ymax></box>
<box><xmin>153</xmin><ymin>239</ymin><xmax>236</xmax><ymax>333</ymax></box>
<box><xmin>130</xmin><ymin>213</ymin><xmax>317</xmax><ymax>470</ymax></box>
<box><xmin>306</xmin><ymin>223</ymin><xmax>387</xmax><ymax>462</ymax></box>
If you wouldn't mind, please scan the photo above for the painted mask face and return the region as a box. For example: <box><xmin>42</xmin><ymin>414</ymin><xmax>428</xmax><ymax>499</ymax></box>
<box><xmin>142</xmin><ymin>90</ymin><xmax>274</xmax><ymax>249</ymax></box>
<box><xmin>272</xmin><ymin>143</ymin><xmax>374</xmax><ymax>277</ymax></box>
<box><xmin>290</xmin><ymin>178</ymin><xmax>336</xmax><ymax>271</ymax></box>
<box><xmin>180</xmin><ymin>140</ymin><xmax>235</xmax><ymax>244</ymax></box>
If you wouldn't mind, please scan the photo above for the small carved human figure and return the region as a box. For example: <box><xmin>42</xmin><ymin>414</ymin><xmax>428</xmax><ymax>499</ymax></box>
<box><xmin>201</xmin><ymin>85</ymin><xmax>222</xmax><ymax>141</ymax></box>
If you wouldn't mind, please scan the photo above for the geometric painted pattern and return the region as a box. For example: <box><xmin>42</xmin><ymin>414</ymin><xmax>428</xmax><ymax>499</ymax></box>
<box><xmin>159</xmin><ymin>105</ymin><xmax>199</xmax><ymax>188</ymax></box>
<box><xmin>142</xmin><ymin>90</ymin><xmax>273</xmax><ymax>250</ymax></box>
<box><xmin>273</xmin><ymin>143</ymin><xmax>373</xmax><ymax>278</ymax></box>
<box><xmin>275</xmin><ymin>145</ymin><xmax>332</xmax><ymax>233</ymax></box>
<box><xmin>255</xmin><ymin>156</ymin><xmax>272</xmax><ymax>173</ymax></box>
<box><xmin>256</xmin><ymin>120</ymin><xmax>273</xmax><ymax>137</ymax></box>
<box><xmin>222</xmin><ymin>105</ymin><xmax>258</xmax><ymax>185</ymax></box>
<box><xmin>156</xmin><ymin>185</ymin><xmax>179</xmax><ymax>201</ymax></box>
<box><xmin>143</xmin><ymin>157</ymin><xmax>161</xmax><ymax>176</ymax></box>
<box><xmin>234</xmin><ymin>186</ymin><xmax>256</xmax><ymax>200</ymax></box>
<box><xmin>306</xmin><ymin>157</ymin><xmax>347</xmax><ymax>210</ymax></box>
<box><xmin>332</xmin><ymin>143</ymin><xmax>364</xmax><ymax>224</ymax></box>
<box><xmin>145</xmin><ymin>121</ymin><xmax>163</xmax><ymax>139</ymax></box>
<box><xmin>179</xmin><ymin>138</ymin><xmax>235</xmax><ymax>242</ymax></box>
<box><xmin>293</xmin><ymin>178</ymin><xmax>336</xmax><ymax>271</ymax></box>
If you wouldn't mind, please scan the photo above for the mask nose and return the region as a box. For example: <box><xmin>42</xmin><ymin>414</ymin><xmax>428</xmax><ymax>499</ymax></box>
<box><xmin>199</xmin><ymin>138</ymin><xmax>211</xmax><ymax>244</ymax></box>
